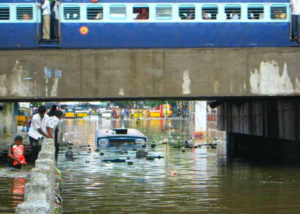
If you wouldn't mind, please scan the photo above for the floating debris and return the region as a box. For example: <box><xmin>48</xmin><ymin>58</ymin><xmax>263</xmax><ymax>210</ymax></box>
<box><xmin>136</xmin><ymin>150</ymin><xmax>148</xmax><ymax>158</ymax></box>
<box><xmin>138</xmin><ymin>178</ymin><xmax>145</xmax><ymax>183</ymax></box>
<box><xmin>150</xmin><ymin>143</ymin><xmax>156</xmax><ymax>148</ymax></box>
<box><xmin>65</xmin><ymin>149</ymin><xmax>75</xmax><ymax>161</ymax></box>
<box><xmin>170</xmin><ymin>170</ymin><xmax>177</xmax><ymax>176</ymax></box>
<box><xmin>127</xmin><ymin>161</ymin><xmax>134</xmax><ymax>165</ymax></box>
<box><xmin>102</xmin><ymin>159</ymin><xmax>126</xmax><ymax>163</ymax></box>
<box><xmin>146</xmin><ymin>156</ymin><xmax>155</xmax><ymax>161</ymax></box>
<box><xmin>88</xmin><ymin>182</ymin><xmax>103</xmax><ymax>187</ymax></box>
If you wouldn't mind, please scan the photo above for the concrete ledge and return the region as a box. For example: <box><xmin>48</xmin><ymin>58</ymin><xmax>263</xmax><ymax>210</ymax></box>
<box><xmin>16</xmin><ymin>139</ymin><xmax>55</xmax><ymax>214</ymax></box>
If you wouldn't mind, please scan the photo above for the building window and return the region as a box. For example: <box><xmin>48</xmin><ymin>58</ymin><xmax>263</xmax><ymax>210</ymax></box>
<box><xmin>0</xmin><ymin>7</ymin><xmax>9</xmax><ymax>20</ymax></box>
<box><xmin>248</xmin><ymin>5</ymin><xmax>264</xmax><ymax>20</ymax></box>
<box><xmin>133</xmin><ymin>6</ymin><xmax>149</xmax><ymax>20</ymax></box>
<box><xmin>64</xmin><ymin>6</ymin><xmax>80</xmax><ymax>20</ymax></box>
<box><xmin>87</xmin><ymin>7</ymin><xmax>103</xmax><ymax>20</ymax></box>
<box><xmin>225</xmin><ymin>5</ymin><xmax>241</xmax><ymax>20</ymax></box>
<box><xmin>156</xmin><ymin>5</ymin><xmax>172</xmax><ymax>20</ymax></box>
<box><xmin>202</xmin><ymin>4</ymin><xmax>218</xmax><ymax>20</ymax></box>
<box><xmin>16</xmin><ymin>6</ymin><xmax>32</xmax><ymax>20</ymax></box>
<box><xmin>179</xmin><ymin>6</ymin><xmax>195</xmax><ymax>20</ymax></box>
<box><xmin>110</xmin><ymin>5</ymin><xmax>126</xmax><ymax>20</ymax></box>
<box><xmin>271</xmin><ymin>5</ymin><xmax>287</xmax><ymax>20</ymax></box>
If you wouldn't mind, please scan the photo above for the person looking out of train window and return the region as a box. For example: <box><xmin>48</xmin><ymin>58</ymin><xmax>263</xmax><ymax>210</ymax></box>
<box><xmin>291</xmin><ymin>0</ymin><xmax>300</xmax><ymax>42</ymax></box>
<box><xmin>203</xmin><ymin>11</ymin><xmax>211</xmax><ymax>20</ymax></box>
<box><xmin>275</xmin><ymin>9</ymin><xmax>286</xmax><ymax>19</ymax></box>
<box><xmin>185</xmin><ymin>8</ymin><xmax>194</xmax><ymax>20</ymax></box>
<box><xmin>23</xmin><ymin>13</ymin><xmax>31</xmax><ymax>20</ymax></box>
<box><xmin>248</xmin><ymin>9</ymin><xmax>256</xmax><ymax>19</ymax></box>
<box><xmin>53</xmin><ymin>0</ymin><xmax>60</xmax><ymax>40</ymax></box>
<box><xmin>230</xmin><ymin>10</ymin><xmax>239</xmax><ymax>20</ymax></box>
<box><xmin>95</xmin><ymin>12</ymin><xmax>103</xmax><ymax>19</ymax></box>
<box><xmin>38</xmin><ymin>0</ymin><xmax>51</xmax><ymax>40</ymax></box>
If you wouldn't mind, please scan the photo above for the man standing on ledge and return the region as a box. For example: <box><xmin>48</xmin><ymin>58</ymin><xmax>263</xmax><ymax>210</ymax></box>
<box><xmin>291</xmin><ymin>0</ymin><xmax>300</xmax><ymax>42</ymax></box>
<box><xmin>28</xmin><ymin>105</ymin><xmax>50</xmax><ymax>162</ymax></box>
<box><xmin>39</xmin><ymin>0</ymin><xmax>51</xmax><ymax>40</ymax></box>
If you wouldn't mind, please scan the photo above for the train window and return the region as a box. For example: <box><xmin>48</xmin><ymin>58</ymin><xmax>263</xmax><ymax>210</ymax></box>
<box><xmin>87</xmin><ymin>7</ymin><xmax>103</xmax><ymax>20</ymax></box>
<box><xmin>0</xmin><ymin>6</ymin><xmax>9</xmax><ymax>20</ymax></box>
<box><xmin>16</xmin><ymin>6</ymin><xmax>33</xmax><ymax>20</ymax></box>
<box><xmin>179</xmin><ymin>6</ymin><xmax>195</xmax><ymax>20</ymax></box>
<box><xmin>64</xmin><ymin>6</ymin><xmax>80</xmax><ymax>20</ymax></box>
<box><xmin>248</xmin><ymin>5</ymin><xmax>264</xmax><ymax>20</ymax></box>
<box><xmin>202</xmin><ymin>4</ymin><xmax>218</xmax><ymax>20</ymax></box>
<box><xmin>110</xmin><ymin>5</ymin><xmax>126</xmax><ymax>20</ymax></box>
<box><xmin>133</xmin><ymin>6</ymin><xmax>149</xmax><ymax>20</ymax></box>
<box><xmin>271</xmin><ymin>5</ymin><xmax>287</xmax><ymax>20</ymax></box>
<box><xmin>225</xmin><ymin>5</ymin><xmax>241</xmax><ymax>20</ymax></box>
<box><xmin>156</xmin><ymin>5</ymin><xmax>172</xmax><ymax>20</ymax></box>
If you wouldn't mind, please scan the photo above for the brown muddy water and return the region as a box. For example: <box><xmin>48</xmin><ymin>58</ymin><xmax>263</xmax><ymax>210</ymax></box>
<box><xmin>57</xmin><ymin>116</ymin><xmax>300</xmax><ymax>214</ymax></box>
<box><xmin>0</xmin><ymin>166</ymin><xmax>32</xmax><ymax>213</ymax></box>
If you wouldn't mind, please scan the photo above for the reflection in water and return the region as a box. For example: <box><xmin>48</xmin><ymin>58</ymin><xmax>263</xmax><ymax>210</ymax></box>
<box><xmin>0</xmin><ymin>172</ymin><xmax>27</xmax><ymax>213</ymax></box>
<box><xmin>59</xmin><ymin>116</ymin><xmax>300</xmax><ymax>214</ymax></box>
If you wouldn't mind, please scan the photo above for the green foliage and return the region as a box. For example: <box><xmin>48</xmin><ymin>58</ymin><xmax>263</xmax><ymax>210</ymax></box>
<box><xmin>54</xmin><ymin>208</ymin><xmax>62</xmax><ymax>214</ymax></box>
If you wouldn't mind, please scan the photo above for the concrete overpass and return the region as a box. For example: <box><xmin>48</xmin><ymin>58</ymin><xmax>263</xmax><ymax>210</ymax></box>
<box><xmin>0</xmin><ymin>47</ymin><xmax>299</xmax><ymax>161</ymax></box>
<box><xmin>0</xmin><ymin>48</ymin><xmax>300</xmax><ymax>100</ymax></box>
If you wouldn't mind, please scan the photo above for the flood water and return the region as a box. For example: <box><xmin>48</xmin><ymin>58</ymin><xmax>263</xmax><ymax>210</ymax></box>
<box><xmin>0</xmin><ymin>166</ymin><xmax>31</xmax><ymax>213</ymax></box>
<box><xmin>57</xmin><ymin>116</ymin><xmax>300</xmax><ymax>214</ymax></box>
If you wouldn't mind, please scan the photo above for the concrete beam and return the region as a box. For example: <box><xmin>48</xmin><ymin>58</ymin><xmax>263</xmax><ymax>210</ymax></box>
<box><xmin>0</xmin><ymin>48</ymin><xmax>300</xmax><ymax>100</ymax></box>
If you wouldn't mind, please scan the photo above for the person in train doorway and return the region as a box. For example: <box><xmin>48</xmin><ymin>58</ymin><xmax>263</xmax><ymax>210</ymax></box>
<box><xmin>291</xmin><ymin>0</ymin><xmax>300</xmax><ymax>43</ymax></box>
<box><xmin>47</xmin><ymin>110</ymin><xmax>63</xmax><ymax>162</ymax></box>
<box><xmin>8</xmin><ymin>136</ymin><xmax>27</xmax><ymax>169</ymax></box>
<box><xmin>53</xmin><ymin>0</ymin><xmax>60</xmax><ymax>40</ymax></box>
<box><xmin>28</xmin><ymin>105</ymin><xmax>50</xmax><ymax>162</ymax></box>
<box><xmin>38</xmin><ymin>0</ymin><xmax>51</xmax><ymax>40</ymax></box>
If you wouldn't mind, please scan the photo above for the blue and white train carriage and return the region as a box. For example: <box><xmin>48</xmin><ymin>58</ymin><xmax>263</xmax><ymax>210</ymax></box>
<box><xmin>0</xmin><ymin>0</ymin><xmax>297</xmax><ymax>49</ymax></box>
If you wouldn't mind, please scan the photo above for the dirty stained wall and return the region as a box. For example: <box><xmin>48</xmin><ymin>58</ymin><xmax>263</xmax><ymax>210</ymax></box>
<box><xmin>0</xmin><ymin>48</ymin><xmax>299</xmax><ymax>100</ymax></box>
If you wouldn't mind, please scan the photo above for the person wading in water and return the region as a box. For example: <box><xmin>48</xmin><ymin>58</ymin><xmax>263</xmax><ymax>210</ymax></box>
<box><xmin>8</xmin><ymin>136</ymin><xmax>27</xmax><ymax>169</ymax></box>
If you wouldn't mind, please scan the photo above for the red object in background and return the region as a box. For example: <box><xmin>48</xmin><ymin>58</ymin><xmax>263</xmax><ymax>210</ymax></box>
<box><xmin>160</xmin><ymin>105</ymin><xmax>164</xmax><ymax>118</ymax></box>
<box><xmin>91</xmin><ymin>0</ymin><xmax>98</xmax><ymax>2</ymax></box>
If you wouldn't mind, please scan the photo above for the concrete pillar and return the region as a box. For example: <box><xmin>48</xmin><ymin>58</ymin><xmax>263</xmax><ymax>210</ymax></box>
<box><xmin>0</xmin><ymin>102</ymin><xmax>17</xmax><ymax>138</ymax></box>
<box><xmin>218</xmin><ymin>99</ymin><xmax>300</xmax><ymax>162</ymax></box>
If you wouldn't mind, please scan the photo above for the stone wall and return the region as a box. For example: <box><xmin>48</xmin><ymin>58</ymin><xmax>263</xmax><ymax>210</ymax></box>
<box><xmin>16</xmin><ymin>139</ymin><xmax>56</xmax><ymax>214</ymax></box>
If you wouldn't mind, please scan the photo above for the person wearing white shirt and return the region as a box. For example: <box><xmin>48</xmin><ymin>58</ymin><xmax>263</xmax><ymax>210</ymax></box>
<box><xmin>47</xmin><ymin>110</ymin><xmax>63</xmax><ymax>161</ymax></box>
<box><xmin>291</xmin><ymin>0</ymin><xmax>300</xmax><ymax>42</ymax></box>
<box><xmin>28</xmin><ymin>105</ymin><xmax>50</xmax><ymax>161</ymax></box>
<box><xmin>39</xmin><ymin>0</ymin><xmax>51</xmax><ymax>40</ymax></box>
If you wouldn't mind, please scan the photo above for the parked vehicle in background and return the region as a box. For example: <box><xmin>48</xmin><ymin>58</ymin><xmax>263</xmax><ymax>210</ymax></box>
<box><xmin>101</xmin><ymin>110</ymin><xmax>112</xmax><ymax>119</ymax></box>
<box><xmin>75</xmin><ymin>107</ymin><xmax>89</xmax><ymax>118</ymax></box>
<box><xmin>17</xmin><ymin>107</ymin><xmax>31</xmax><ymax>126</ymax></box>
<box><xmin>64</xmin><ymin>108</ymin><xmax>75</xmax><ymax>118</ymax></box>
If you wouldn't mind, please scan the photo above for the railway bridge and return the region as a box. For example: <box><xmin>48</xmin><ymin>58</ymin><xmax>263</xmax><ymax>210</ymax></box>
<box><xmin>0</xmin><ymin>47</ymin><xmax>299</xmax><ymax>161</ymax></box>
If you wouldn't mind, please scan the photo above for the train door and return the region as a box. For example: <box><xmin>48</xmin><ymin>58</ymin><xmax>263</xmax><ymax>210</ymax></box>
<box><xmin>36</xmin><ymin>0</ymin><xmax>60</xmax><ymax>48</ymax></box>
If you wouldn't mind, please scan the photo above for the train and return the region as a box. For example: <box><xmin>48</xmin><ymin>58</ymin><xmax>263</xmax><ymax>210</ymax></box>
<box><xmin>0</xmin><ymin>0</ymin><xmax>298</xmax><ymax>49</ymax></box>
